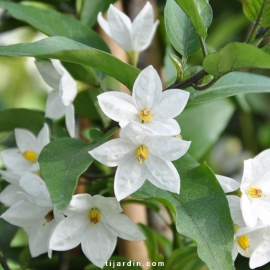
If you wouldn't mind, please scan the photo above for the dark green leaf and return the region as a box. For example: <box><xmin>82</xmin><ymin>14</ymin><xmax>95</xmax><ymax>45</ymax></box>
<box><xmin>188</xmin><ymin>72</ymin><xmax>270</xmax><ymax>104</ymax></box>
<box><xmin>165</xmin><ymin>0</ymin><xmax>200</xmax><ymax>57</ymax></box>
<box><xmin>175</xmin><ymin>0</ymin><xmax>213</xmax><ymax>37</ymax></box>
<box><xmin>133</xmin><ymin>163</ymin><xmax>234</xmax><ymax>270</ymax></box>
<box><xmin>176</xmin><ymin>99</ymin><xmax>235</xmax><ymax>159</ymax></box>
<box><xmin>203</xmin><ymin>42</ymin><xmax>270</xmax><ymax>77</ymax></box>
<box><xmin>0</xmin><ymin>109</ymin><xmax>45</xmax><ymax>133</ymax></box>
<box><xmin>0</xmin><ymin>36</ymin><xmax>140</xmax><ymax>90</ymax></box>
<box><xmin>0</xmin><ymin>1</ymin><xmax>109</xmax><ymax>52</ymax></box>
<box><xmin>39</xmin><ymin>128</ymin><xmax>117</xmax><ymax>210</ymax></box>
<box><xmin>79</xmin><ymin>0</ymin><xmax>117</xmax><ymax>27</ymax></box>
<box><xmin>243</xmin><ymin>0</ymin><xmax>270</xmax><ymax>27</ymax></box>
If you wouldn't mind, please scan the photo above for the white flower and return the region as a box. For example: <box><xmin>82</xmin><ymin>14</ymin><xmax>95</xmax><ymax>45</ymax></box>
<box><xmin>98</xmin><ymin>66</ymin><xmax>189</xmax><ymax>136</ymax></box>
<box><xmin>89</xmin><ymin>121</ymin><xmax>190</xmax><ymax>200</ymax></box>
<box><xmin>0</xmin><ymin>124</ymin><xmax>50</xmax><ymax>174</ymax></box>
<box><xmin>35</xmin><ymin>59</ymin><xmax>77</xmax><ymax>137</ymax></box>
<box><xmin>1</xmin><ymin>172</ymin><xmax>63</xmax><ymax>258</ymax></box>
<box><xmin>49</xmin><ymin>194</ymin><xmax>145</xmax><ymax>268</ymax></box>
<box><xmin>98</xmin><ymin>2</ymin><xmax>159</xmax><ymax>54</ymax></box>
<box><xmin>216</xmin><ymin>149</ymin><xmax>270</xmax><ymax>227</ymax></box>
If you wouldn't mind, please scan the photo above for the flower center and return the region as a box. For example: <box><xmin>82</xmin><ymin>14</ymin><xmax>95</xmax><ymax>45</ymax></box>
<box><xmin>136</xmin><ymin>145</ymin><xmax>148</xmax><ymax>165</ymax></box>
<box><xmin>88</xmin><ymin>208</ymin><xmax>101</xmax><ymax>226</ymax></box>
<box><xmin>43</xmin><ymin>209</ymin><xmax>54</xmax><ymax>226</ymax></box>
<box><xmin>247</xmin><ymin>186</ymin><xmax>265</xmax><ymax>198</ymax></box>
<box><xmin>237</xmin><ymin>234</ymin><xmax>250</xmax><ymax>255</ymax></box>
<box><xmin>22</xmin><ymin>150</ymin><xmax>38</xmax><ymax>162</ymax></box>
<box><xmin>139</xmin><ymin>109</ymin><xmax>152</xmax><ymax>123</ymax></box>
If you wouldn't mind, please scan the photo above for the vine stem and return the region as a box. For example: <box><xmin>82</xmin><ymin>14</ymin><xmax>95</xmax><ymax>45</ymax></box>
<box><xmin>0</xmin><ymin>254</ymin><xmax>10</xmax><ymax>270</ymax></box>
<box><xmin>198</xmin><ymin>36</ymin><xmax>208</xmax><ymax>57</ymax></box>
<box><xmin>246</xmin><ymin>0</ymin><xmax>267</xmax><ymax>44</ymax></box>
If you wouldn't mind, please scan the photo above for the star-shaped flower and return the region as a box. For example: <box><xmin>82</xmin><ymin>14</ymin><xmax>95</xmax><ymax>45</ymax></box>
<box><xmin>216</xmin><ymin>149</ymin><xmax>270</xmax><ymax>227</ymax></box>
<box><xmin>89</xmin><ymin>121</ymin><xmax>190</xmax><ymax>200</ymax></box>
<box><xmin>49</xmin><ymin>194</ymin><xmax>145</xmax><ymax>268</ymax></box>
<box><xmin>35</xmin><ymin>59</ymin><xmax>77</xmax><ymax>137</ymax></box>
<box><xmin>98</xmin><ymin>65</ymin><xmax>189</xmax><ymax>136</ymax></box>
<box><xmin>98</xmin><ymin>2</ymin><xmax>159</xmax><ymax>64</ymax></box>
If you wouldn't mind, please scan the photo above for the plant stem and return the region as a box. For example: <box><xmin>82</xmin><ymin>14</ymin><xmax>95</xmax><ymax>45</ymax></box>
<box><xmin>198</xmin><ymin>36</ymin><xmax>208</xmax><ymax>57</ymax></box>
<box><xmin>59</xmin><ymin>251</ymin><xmax>69</xmax><ymax>270</ymax></box>
<box><xmin>0</xmin><ymin>254</ymin><xmax>10</xmax><ymax>270</ymax></box>
<box><xmin>246</xmin><ymin>0</ymin><xmax>267</xmax><ymax>44</ymax></box>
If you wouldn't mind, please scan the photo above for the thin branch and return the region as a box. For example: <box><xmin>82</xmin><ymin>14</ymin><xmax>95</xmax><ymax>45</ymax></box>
<box><xmin>0</xmin><ymin>254</ymin><xmax>10</xmax><ymax>270</ymax></box>
<box><xmin>58</xmin><ymin>251</ymin><xmax>69</xmax><ymax>270</ymax></box>
<box><xmin>198</xmin><ymin>36</ymin><xmax>208</xmax><ymax>57</ymax></box>
<box><xmin>191</xmin><ymin>76</ymin><xmax>222</xmax><ymax>91</ymax></box>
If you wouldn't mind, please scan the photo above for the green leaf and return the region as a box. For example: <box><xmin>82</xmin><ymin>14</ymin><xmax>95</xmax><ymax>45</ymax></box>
<box><xmin>0</xmin><ymin>36</ymin><xmax>140</xmax><ymax>90</ymax></box>
<box><xmin>0</xmin><ymin>109</ymin><xmax>45</xmax><ymax>133</ymax></box>
<box><xmin>188</xmin><ymin>71</ymin><xmax>270</xmax><ymax>104</ymax></box>
<box><xmin>79</xmin><ymin>0</ymin><xmax>117</xmax><ymax>27</ymax></box>
<box><xmin>0</xmin><ymin>1</ymin><xmax>109</xmax><ymax>52</ymax></box>
<box><xmin>166</xmin><ymin>246</ymin><xmax>206</xmax><ymax>270</ymax></box>
<box><xmin>0</xmin><ymin>219</ymin><xmax>17</xmax><ymax>252</ymax></box>
<box><xmin>165</xmin><ymin>0</ymin><xmax>200</xmax><ymax>57</ymax></box>
<box><xmin>133</xmin><ymin>163</ymin><xmax>234</xmax><ymax>270</ymax></box>
<box><xmin>243</xmin><ymin>0</ymin><xmax>270</xmax><ymax>27</ymax></box>
<box><xmin>39</xmin><ymin>128</ymin><xmax>117</xmax><ymax>210</ymax></box>
<box><xmin>175</xmin><ymin>0</ymin><xmax>213</xmax><ymax>37</ymax></box>
<box><xmin>176</xmin><ymin>99</ymin><xmax>235</xmax><ymax>159</ymax></box>
<box><xmin>203</xmin><ymin>42</ymin><xmax>270</xmax><ymax>77</ymax></box>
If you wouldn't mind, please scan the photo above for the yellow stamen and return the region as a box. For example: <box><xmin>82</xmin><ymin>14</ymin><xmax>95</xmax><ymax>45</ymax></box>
<box><xmin>139</xmin><ymin>109</ymin><xmax>152</xmax><ymax>123</ymax></box>
<box><xmin>136</xmin><ymin>145</ymin><xmax>149</xmax><ymax>165</ymax></box>
<box><xmin>88</xmin><ymin>208</ymin><xmax>101</xmax><ymax>227</ymax></box>
<box><xmin>22</xmin><ymin>150</ymin><xmax>38</xmax><ymax>162</ymax></box>
<box><xmin>237</xmin><ymin>235</ymin><xmax>250</xmax><ymax>256</ymax></box>
<box><xmin>248</xmin><ymin>186</ymin><xmax>265</xmax><ymax>198</ymax></box>
<box><xmin>43</xmin><ymin>209</ymin><xmax>54</xmax><ymax>226</ymax></box>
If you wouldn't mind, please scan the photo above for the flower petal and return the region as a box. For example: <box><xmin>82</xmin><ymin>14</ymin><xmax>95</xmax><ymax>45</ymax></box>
<box><xmin>18</xmin><ymin>192</ymin><xmax>52</xmax><ymax>208</ymax></box>
<box><xmin>97</xmin><ymin>12</ymin><xmax>112</xmax><ymax>37</ymax></box>
<box><xmin>59</xmin><ymin>72</ymin><xmax>77</xmax><ymax>106</ymax></box>
<box><xmin>51</xmin><ymin>59</ymin><xmax>66</xmax><ymax>76</ymax></box>
<box><xmin>49</xmin><ymin>214</ymin><xmax>88</xmax><ymax>251</ymax></box>
<box><xmin>64</xmin><ymin>194</ymin><xmax>93</xmax><ymax>214</ymax></box>
<box><xmin>0</xmin><ymin>184</ymin><xmax>24</xmax><ymax>206</ymax></box>
<box><xmin>241</xmin><ymin>159</ymin><xmax>254</xmax><ymax>192</ymax></box>
<box><xmin>15</xmin><ymin>128</ymin><xmax>38</xmax><ymax>153</ymax></box>
<box><xmin>250</xmin><ymin>240</ymin><xmax>270</xmax><ymax>269</ymax></box>
<box><xmin>132</xmin><ymin>2</ymin><xmax>158</xmax><ymax>52</ymax></box>
<box><xmin>132</xmin><ymin>66</ymin><xmax>162</xmax><ymax>110</ymax></box>
<box><xmin>0</xmin><ymin>170</ymin><xmax>22</xmax><ymax>185</ymax></box>
<box><xmin>252</xmin><ymin>149</ymin><xmax>270</xmax><ymax>180</ymax></box>
<box><xmin>97</xmin><ymin>92</ymin><xmax>138</xmax><ymax>122</ymax></box>
<box><xmin>146</xmin><ymin>155</ymin><xmax>180</xmax><ymax>194</ymax></box>
<box><xmin>251</xmin><ymin>199</ymin><xmax>270</xmax><ymax>225</ymax></box>
<box><xmin>0</xmin><ymin>149</ymin><xmax>32</xmax><ymax>172</ymax></box>
<box><xmin>140</xmin><ymin>20</ymin><xmax>159</xmax><ymax>51</ymax></box>
<box><xmin>147</xmin><ymin>136</ymin><xmax>190</xmax><ymax>161</ymax></box>
<box><xmin>37</xmin><ymin>124</ymin><xmax>50</xmax><ymax>152</ymax></box>
<box><xmin>241</xmin><ymin>194</ymin><xmax>257</xmax><ymax>227</ymax></box>
<box><xmin>151</xmin><ymin>89</ymin><xmax>190</xmax><ymax>119</ymax></box>
<box><xmin>89</xmin><ymin>138</ymin><xmax>135</xmax><ymax>167</ymax></box>
<box><xmin>103</xmin><ymin>213</ymin><xmax>145</xmax><ymax>241</ymax></box>
<box><xmin>215</xmin><ymin>175</ymin><xmax>240</xmax><ymax>193</ymax></box>
<box><xmin>143</xmin><ymin>119</ymin><xmax>180</xmax><ymax>136</ymax></box>
<box><xmin>107</xmin><ymin>4</ymin><xmax>133</xmax><ymax>52</ymax></box>
<box><xmin>45</xmin><ymin>92</ymin><xmax>66</xmax><ymax>119</ymax></box>
<box><xmin>81</xmin><ymin>222</ymin><xmax>117</xmax><ymax>268</ymax></box>
<box><xmin>92</xmin><ymin>195</ymin><xmax>123</xmax><ymax>215</ymax></box>
<box><xmin>114</xmin><ymin>156</ymin><xmax>146</xmax><ymax>201</ymax></box>
<box><xmin>35</xmin><ymin>60</ymin><xmax>61</xmax><ymax>90</ymax></box>
<box><xmin>65</xmin><ymin>104</ymin><xmax>76</xmax><ymax>138</ymax></box>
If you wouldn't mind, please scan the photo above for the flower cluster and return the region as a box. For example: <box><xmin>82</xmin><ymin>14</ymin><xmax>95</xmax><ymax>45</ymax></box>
<box><xmin>89</xmin><ymin>65</ymin><xmax>191</xmax><ymax>201</ymax></box>
<box><xmin>216</xmin><ymin>149</ymin><xmax>270</xmax><ymax>269</ymax></box>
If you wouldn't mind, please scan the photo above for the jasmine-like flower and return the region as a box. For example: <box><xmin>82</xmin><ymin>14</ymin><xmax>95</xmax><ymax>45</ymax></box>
<box><xmin>89</xmin><ymin>121</ymin><xmax>190</xmax><ymax>200</ymax></box>
<box><xmin>1</xmin><ymin>172</ymin><xmax>63</xmax><ymax>257</ymax></box>
<box><xmin>97</xmin><ymin>2</ymin><xmax>159</xmax><ymax>64</ymax></box>
<box><xmin>98</xmin><ymin>66</ymin><xmax>189</xmax><ymax>136</ymax></box>
<box><xmin>35</xmin><ymin>59</ymin><xmax>77</xmax><ymax>137</ymax></box>
<box><xmin>49</xmin><ymin>194</ymin><xmax>145</xmax><ymax>268</ymax></box>
<box><xmin>0</xmin><ymin>124</ymin><xmax>50</xmax><ymax>174</ymax></box>
<box><xmin>216</xmin><ymin>149</ymin><xmax>270</xmax><ymax>227</ymax></box>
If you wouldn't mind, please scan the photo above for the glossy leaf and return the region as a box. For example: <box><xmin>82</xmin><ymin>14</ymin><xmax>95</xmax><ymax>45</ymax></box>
<box><xmin>0</xmin><ymin>36</ymin><xmax>140</xmax><ymax>90</ymax></box>
<box><xmin>0</xmin><ymin>109</ymin><xmax>45</xmax><ymax>133</ymax></box>
<box><xmin>203</xmin><ymin>42</ymin><xmax>270</xmax><ymax>77</ymax></box>
<box><xmin>175</xmin><ymin>0</ymin><xmax>213</xmax><ymax>37</ymax></box>
<box><xmin>79</xmin><ymin>0</ymin><xmax>117</xmax><ymax>27</ymax></box>
<box><xmin>0</xmin><ymin>1</ymin><xmax>109</xmax><ymax>52</ymax></box>
<box><xmin>243</xmin><ymin>0</ymin><xmax>270</xmax><ymax>27</ymax></box>
<box><xmin>165</xmin><ymin>0</ymin><xmax>200</xmax><ymax>57</ymax></box>
<box><xmin>39</xmin><ymin>128</ymin><xmax>117</xmax><ymax>210</ymax></box>
<box><xmin>188</xmin><ymin>72</ymin><xmax>270</xmax><ymax>104</ymax></box>
<box><xmin>176</xmin><ymin>99</ymin><xmax>235</xmax><ymax>159</ymax></box>
<box><xmin>133</xmin><ymin>163</ymin><xmax>234</xmax><ymax>270</ymax></box>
